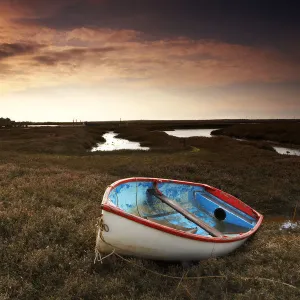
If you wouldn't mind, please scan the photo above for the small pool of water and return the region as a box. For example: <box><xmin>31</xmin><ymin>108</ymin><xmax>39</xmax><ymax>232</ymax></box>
<box><xmin>91</xmin><ymin>132</ymin><xmax>149</xmax><ymax>151</ymax></box>
<box><xmin>164</xmin><ymin>128</ymin><xmax>219</xmax><ymax>138</ymax></box>
<box><xmin>273</xmin><ymin>146</ymin><xmax>300</xmax><ymax>156</ymax></box>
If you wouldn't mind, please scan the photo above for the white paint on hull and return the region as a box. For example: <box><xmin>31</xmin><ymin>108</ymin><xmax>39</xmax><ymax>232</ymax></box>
<box><xmin>96</xmin><ymin>211</ymin><xmax>248</xmax><ymax>261</ymax></box>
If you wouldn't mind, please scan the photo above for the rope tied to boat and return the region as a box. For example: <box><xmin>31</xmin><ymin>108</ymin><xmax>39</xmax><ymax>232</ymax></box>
<box><xmin>94</xmin><ymin>247</ymin><xmax>115</xmax><ymax>264</ymax></box>
<box><xmin>93</xmin><ymin>215</ymin><xmax>300</xmax><ymax>293</ymax></box>
<box><xmin>94</xmin><ymin>214</ymin><xmax>115</xmax><ymax>264</ymax></box>
<box><xmin>97</xmin><ymin>213</ymin><xmax>109</xmax><ymax>233</ymax></box>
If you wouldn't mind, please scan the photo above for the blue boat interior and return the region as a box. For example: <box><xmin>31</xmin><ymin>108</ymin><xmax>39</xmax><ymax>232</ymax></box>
<box><xmin>108</xmin><ymin>180</ymin><xmax>258</xmax><ymax>237</ymax></box>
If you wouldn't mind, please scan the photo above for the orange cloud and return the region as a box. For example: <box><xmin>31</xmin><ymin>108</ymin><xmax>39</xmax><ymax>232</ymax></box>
<box><xmin>1</xmin><ymin>6</ymin><xmax>300</xmax><ymax>96</ymax></box>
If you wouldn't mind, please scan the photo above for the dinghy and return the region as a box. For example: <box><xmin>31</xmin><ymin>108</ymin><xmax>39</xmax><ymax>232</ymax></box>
<box><xmin>96</xmin><ymin>177</ymin><xmax>263</xmax><ymax>261</ymax></box>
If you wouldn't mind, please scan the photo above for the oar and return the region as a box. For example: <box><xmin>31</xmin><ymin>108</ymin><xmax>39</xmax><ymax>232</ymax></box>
<box><xmin>147</xmin><ymin>187</ymin><xmax>223</xmax><ymax>237</ymax></box>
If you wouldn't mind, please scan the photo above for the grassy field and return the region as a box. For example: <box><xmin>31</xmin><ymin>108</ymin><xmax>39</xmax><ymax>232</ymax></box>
<box><xmin>1</xmin><ymin>124</ymin><xmax>300</xmax><ymax>299</ymax></box>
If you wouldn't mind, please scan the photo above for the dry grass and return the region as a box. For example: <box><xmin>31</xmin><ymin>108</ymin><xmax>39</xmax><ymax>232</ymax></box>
<box><xmin>0</xmin><ymin>127</ymin><xmax>107</xmax><ymax>155</ymax></box>
<box><xmin>1</xmin><ymin>124</ymin><xmax>300</xmax><ymax>299</ymax></box>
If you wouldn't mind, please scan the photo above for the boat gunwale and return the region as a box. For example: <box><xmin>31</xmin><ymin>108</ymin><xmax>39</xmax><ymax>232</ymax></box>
<box><xmin>101</xmin><ymin>177</ymin><xmax>263</xmax><ymax>244</ymax></box>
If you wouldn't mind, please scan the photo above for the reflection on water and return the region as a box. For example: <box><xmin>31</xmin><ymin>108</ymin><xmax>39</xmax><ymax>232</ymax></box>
<box><xmin>89</xmin><ymin>129</ymin><xmax>300</xmax><ymax>155</ymax></box>
<box><xmin>273</xmin><ymin>146</ymin><xmax>300</xmax><ymax>156</ymax></box>
<box><xmin>91</xmin><ymin>131</ymin><xmax>149</xmax><ymax>151</ymax></box>
<box><xmin>164</xmin><ymin>129</ymin><xmax>219</xmax><ymax>138</ymax></box>
<box><xmin>234</xmin><ymin>137</ymin><xmax>300</xmax><ymax>157</ymax></box>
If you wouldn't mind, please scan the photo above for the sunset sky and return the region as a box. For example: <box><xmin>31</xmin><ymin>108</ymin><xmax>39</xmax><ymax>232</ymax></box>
<box><xmin>1</xmin><ymin>0</ymin><xmax>300</xmax><ymax>121</ymax></box>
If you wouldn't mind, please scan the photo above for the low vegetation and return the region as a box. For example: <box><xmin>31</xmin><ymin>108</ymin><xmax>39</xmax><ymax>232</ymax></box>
<box><xmin>0</xmin><ymin>126</ymin><xmax>106</xmax><ymax>155</ymax></box>
<box><xmin>1</xmin><ymin>123</ymin><xmax>300</xmax><ymax>299</ymax></box>
<box><xmin>212</xmin><ymin>122</ymin><xmax>300</xmax><ymax>145</ymax></box>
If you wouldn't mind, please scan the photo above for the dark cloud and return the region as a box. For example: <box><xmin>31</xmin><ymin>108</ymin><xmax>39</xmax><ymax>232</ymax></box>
<box><xmin>14</xmin><ymin>0</ymin><xmax>300</xmax><ymax>49</ymax></box>
<box><xmin>34</xmin><ymin>55</ymin><xmax>60</xmax><ymax>66</ymax></box>
<box><xmin>4</xmin><ymin>0</ymin><xmax>76</xmax><ymax>16</ymax></box>
<box><xmin>0</xmin><ymin>43</ymin><xmax>43</xmax><ymax>60</ymax></box>
<box><xmin>33</xmin><ymin>46</ymin><xmax>119</xmax><ymax>66</ymax></box>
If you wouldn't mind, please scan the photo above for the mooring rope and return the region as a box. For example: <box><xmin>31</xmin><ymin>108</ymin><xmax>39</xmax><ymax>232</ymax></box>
<box><xmin>94</xmin><ymin>215</ymin><xmax>300</xmax><ymax>292</ymax></box>
<box><xmin>94</xmin><ymin>248</ymin><xmax>115</xmax><ymax>264</ymax></box>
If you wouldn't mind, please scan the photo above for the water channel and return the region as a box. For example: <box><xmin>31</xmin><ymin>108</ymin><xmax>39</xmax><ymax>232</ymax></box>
<box><xmin>164</xmin><ymin>129</ymin><xmax>300</xmax><ymax>156</ymax></box>
<box><xmin>91</xmin><ymin>129</ymin><xmax>300</xmax><ymax>156</ymax></box>
<box><xmin>91</xmin><ymin>131</ymin><xmax>149</xmax><ymax>151</ymax></box>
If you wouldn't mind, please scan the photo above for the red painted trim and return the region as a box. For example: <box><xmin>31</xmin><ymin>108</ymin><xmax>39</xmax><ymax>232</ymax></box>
<box><xmin>101</xmin><ymin>177</ymin><xmax>263</xmax><ymax>244</ymax></box>
<box><xmin>102</xmin><ymin>203</ymin><xmax>263</xmax><ymax>243</ymax></box>
<box><xmin>204</xmin><ymin>186</ymin><xmax>257</xmax><ymax>219</ymax></box>
<box><xmin>103</xmin><ymin>177</ymin><xmax>215</xmax><ymax>205</ymax></box>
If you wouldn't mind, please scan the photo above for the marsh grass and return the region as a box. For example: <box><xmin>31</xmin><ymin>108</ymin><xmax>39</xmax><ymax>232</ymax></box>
<box><xmin>212</xmin><ymin>122</ymin><xmax>300</xmax><ymax>145</ymax></box>
<box><xmin>0</xmin><ymin>127</ymin><xmax>107</xmax><ymax>155</ymax></box>
<box><xmin>1</xmin><ymin>124</ymin><xmax>300</xmax><ymax>299</ymax></box>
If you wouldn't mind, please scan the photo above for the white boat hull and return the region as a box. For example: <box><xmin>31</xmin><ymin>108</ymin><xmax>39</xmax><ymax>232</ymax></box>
<box><xmin>96</xmin><ymin>210</ymin><xmax>248</xmax><ymax>261</ymax></box>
